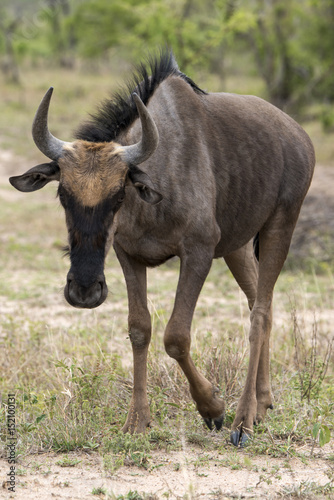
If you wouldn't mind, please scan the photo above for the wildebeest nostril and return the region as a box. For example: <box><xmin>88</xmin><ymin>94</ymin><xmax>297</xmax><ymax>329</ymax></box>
<box><xmin>64</xmin><ymin>276</ymin><xmax>108</xmax><ymax>309</ymax></box>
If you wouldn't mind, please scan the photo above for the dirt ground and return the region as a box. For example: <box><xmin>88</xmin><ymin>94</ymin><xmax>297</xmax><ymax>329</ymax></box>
<box><xmin>1</xmin><ymin>151</ymin><xmax>334</xmax><ymax>499</ymax></box>
<box><xmin>1</xmin><ymin>443</ymin><xmax>334</xmax><ymax>499</ymax></box>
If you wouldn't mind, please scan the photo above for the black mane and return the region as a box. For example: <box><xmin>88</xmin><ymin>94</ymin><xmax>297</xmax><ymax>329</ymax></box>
<box><xmin>75</xmin><ymin>50</ymin><xmax>206</xmax><ymax>143</ymax></box>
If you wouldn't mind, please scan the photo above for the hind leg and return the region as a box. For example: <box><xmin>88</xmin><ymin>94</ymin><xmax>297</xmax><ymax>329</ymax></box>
<box><xmin>225</xmin><ymin>241</ymin><xmax>272</xmax><ymax>423</ymax></box>
<box><xmin>229</xmin><ymin>211</ymin><xmax>298</xmax><ymax>446</ymax></box>
<box><xmin>224</xmin><ymin>240</ymin><xmax>258</xmax><ymax>310</ymax></box>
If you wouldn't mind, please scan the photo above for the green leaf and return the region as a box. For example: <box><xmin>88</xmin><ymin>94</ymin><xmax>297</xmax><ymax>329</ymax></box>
<box><xmin>312</xmin><ymin>422</ymin><xmax>321</xmax><ymax>439</ymax></box>
<box><xmin>36</xmin><ymin>414</ymin><xmax>47</xmax><ymax>424</ymax></box>
<box><xmin>319</xmin><ymin>425</ymin><xmax>331</xmax><ymax>447</ymax></box>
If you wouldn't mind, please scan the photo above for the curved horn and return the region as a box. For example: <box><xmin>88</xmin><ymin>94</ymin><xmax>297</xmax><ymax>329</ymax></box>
<box><xmin>121</xmin><ymin>93</ymin><xmax>159</xmax><ymax>166</ymax></box>
<box><xmin>32</xmin><ymin>87</ymin><xmax>71</xmax><ymax>161</ymax></box>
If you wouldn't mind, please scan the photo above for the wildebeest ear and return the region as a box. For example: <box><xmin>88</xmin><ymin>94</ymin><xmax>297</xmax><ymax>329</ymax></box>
<box><xmin>128</xmin><ymin>165</ymin><xmax>163</xmax><ymax>205</ymax></box>
<box><xmin>9</xmin><ymin>161</ymin><xmax>60</xmax><ymax>192</ymax></box>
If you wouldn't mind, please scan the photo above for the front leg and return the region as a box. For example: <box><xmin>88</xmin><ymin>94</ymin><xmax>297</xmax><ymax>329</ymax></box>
<box><xmin>114</xmin><ymin>243</ymin><xmax>151</xmax><ymax>433</ymax></box>
<box><xmin>164</xmin><ymin>246</ymin><xmax>225</xmax><ymax>430</ymax></box>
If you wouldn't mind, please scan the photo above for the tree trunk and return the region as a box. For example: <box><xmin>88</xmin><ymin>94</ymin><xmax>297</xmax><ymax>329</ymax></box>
<box><xmin>0</xmin><ymin>20</ymin><xmax>20</xmax><ymax>84</ymax></box>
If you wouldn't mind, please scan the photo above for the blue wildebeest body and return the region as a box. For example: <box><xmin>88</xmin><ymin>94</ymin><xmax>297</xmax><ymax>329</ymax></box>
<box><xmin>10</xmin><ymin>51</ymin><xmax>315</xmax><ymax>445</ymax></box>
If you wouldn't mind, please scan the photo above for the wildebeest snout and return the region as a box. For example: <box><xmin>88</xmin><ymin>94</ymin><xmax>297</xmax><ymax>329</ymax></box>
<box><xmin>64</xmin><ymin>272</ymin><xmax>108</xmax><ymax>309</ymax></box>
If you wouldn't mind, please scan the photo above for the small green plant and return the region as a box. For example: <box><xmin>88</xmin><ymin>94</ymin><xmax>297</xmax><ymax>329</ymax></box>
<box><xmin>310</xmin><ymin>406</ymin><xmax>332</xmax><ymax>455</ymax></box>
<box><xmin>102</xmin><ymin>432</ymin><xmax>152</xmax><ymax>471</ymax></box>
<box><xmin>256</xmin><ymin>465</ymin><xmax>282</xmax><ymax>487</ymax></box>
<box><xmin>16</xmin><ymin>468</ymin><xmax>27</xmax><ymax>476</ymax></box>
<box><xmin>115</xmin><ymin>492</ymin><xmax>147</xmax><ymax>500</ymax></box>
<box><xmin>92</xmin><ymin>486</ymin><xmax>107</xmax><ymax>496</ymax></box>
<box><xmin>293</xmin><ymin>312</ymin><xmax>332</xmax><ymax>402</ymax></box>
<box><xmin>56</xmin><ymin>455</ymin><xmax>81</xmax><ymax>467</ymax></box>
<box><xmin>312</xmin><ymin>421</ymin><xmax>331</xmax><ymax>447</ymax></box>
<box><xmin>103</xmin><ymin>453</ymin><xmax>124</xmax><ymax>474</ymax></box>
<box><xmin>30</xmin><ymin>462</ymin><xmax>43</xmax><ymax>472</ymax></box>
<box><xmin>280</xmin><ymin>479</ymin><xmax>334</xmax><ymax>498</ymax></box>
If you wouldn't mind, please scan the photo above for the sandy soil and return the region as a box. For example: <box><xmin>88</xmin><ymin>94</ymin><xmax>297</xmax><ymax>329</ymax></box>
<box><xmin>1</xmin><ymin>443</ymin><xmax>334</xmax><ymax>499</ymax></box>
<box><xmin>1</xmin><ymin>150</ymin><xmax>334</xmax><ymax>499</ymax></box>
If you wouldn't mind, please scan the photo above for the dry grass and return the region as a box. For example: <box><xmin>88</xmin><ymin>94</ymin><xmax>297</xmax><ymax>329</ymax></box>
<box><xmin>0</xmin><ymin>171</ymin><xmax>333</xmax><ymax>462</ymax></box>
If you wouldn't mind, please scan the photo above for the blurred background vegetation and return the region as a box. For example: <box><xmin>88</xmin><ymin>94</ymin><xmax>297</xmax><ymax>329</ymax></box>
<box><xmin>0</xmin><ymin>0</ymin><xmax>334</xmax><ymax>126</ymax></box>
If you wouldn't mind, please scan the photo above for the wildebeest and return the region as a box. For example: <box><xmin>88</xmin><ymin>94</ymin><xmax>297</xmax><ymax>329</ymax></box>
<box><xmin>10</xmin><ymin>50</ymin><xmax>315</xmax><ymax>446</ymax></box>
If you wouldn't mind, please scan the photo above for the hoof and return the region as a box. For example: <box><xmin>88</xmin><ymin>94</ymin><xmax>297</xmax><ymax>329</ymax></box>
<box><xmin>204</xmin><ymin>417</ymin><xmax>213</xmax><ymax>430</ymax></box>
<box><xmin>230</xmin><ymin>429</ymin><xmax>251</xmax><ymax>447</ymax></box>
<box><xmin>214</xmin><ymin>415</ymin><xmax>224</xmax><ymax>431</ymax></box>
<box><xmin>240</xmin><ymin>432</ymin><xmax>250</xmax><ymax>447</ymax></box>
<box><xmin>230</xmin><ymin>429</ymin><xmax>240</xmax><ymax>447</ymax></box>
<box><xmin>203</xmin><ymin>414</ymin><xmax>224</xmax><ymax>431</ymax></box>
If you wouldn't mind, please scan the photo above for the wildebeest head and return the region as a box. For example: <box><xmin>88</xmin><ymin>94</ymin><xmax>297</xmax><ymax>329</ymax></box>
<box><xmin>10</xmin><ymin>88</ymin><xmax>162</xmax><ymax>309</ymax></box>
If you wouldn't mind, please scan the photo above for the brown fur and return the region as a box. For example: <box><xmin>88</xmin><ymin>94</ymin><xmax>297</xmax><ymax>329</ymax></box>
<box><xmin>60</xmin><ymin>142</ymin><xmax>127</xmax><ymax>207</ymax></box>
